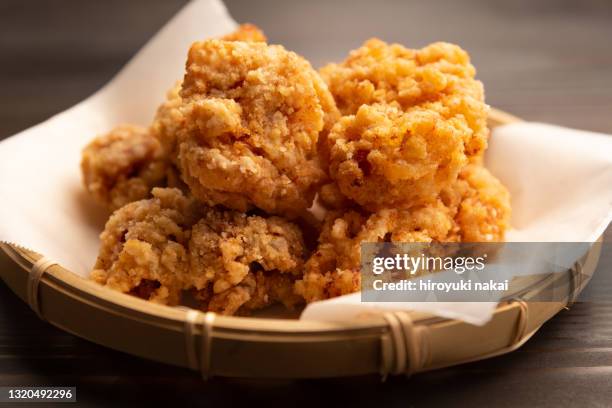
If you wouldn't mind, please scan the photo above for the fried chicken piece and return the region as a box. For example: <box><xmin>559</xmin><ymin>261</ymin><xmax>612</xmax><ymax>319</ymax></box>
<box><xmin>150</xmin><ymin>25</ymin><xmax>267</xmax><ymax>160</ymax></box>
<box><xmin>91</xmin><ymin>188</ymin><xmax>306</xmax><ymax>315</ymax></box>
<box><xmin>175</xmin><ymin>39</ymin><xmax>339</xmax><ymax>218</ymax></box>
<box><xmin>91</xmin><ymin>188</ymin><xmax>201</xmax><ymax>305</ymax></box>
<box><xmin>327</xmin><ymin>103</ymin><xmax>476</xmax><ymax>210</ymax></box>
<box><xmin>187</xmin><ymin>206</ymin><xmax>305</xmax><ymax>314</ymax></box>
<box><xmin>296</xmin><ymin>165</ymin><xmax>510</xmax><ymax>302</ymax></box>
<box><xmin>442</xmin><ymin>164</ymin><xmax>511</xmax><ymax>242</ymax></box>
<box><xmin>81</xmin><ymin>125</ymin><xmax>169</xmax><ymax>210</ymax></box>
<box><xmin>295</xmin><ymin>203</ymin><xmax>455</xmax><ymax>302</ymax></box>
<box><xmin>320</xmin><ymin>39</ymin><xmax>488</xmax><ymax>159</ymax></box>
<box><xmin>221</xmin><ymin>23</ymin><xmax>267</xmax><ymax>43</ymax></box>
<box><xmin>242</xmin><ymin>270</ymin><xmax>303</xmax><ymax>311</ymax></box>
<box><xmin>318</xmin><ymin>40</ymin><xmax>490</xmax><ymax>211</ymax></box>
<box><xmin>151</xmin><ymin>82</ymin><xmax>184</xmax><ymax>162</ymax></box>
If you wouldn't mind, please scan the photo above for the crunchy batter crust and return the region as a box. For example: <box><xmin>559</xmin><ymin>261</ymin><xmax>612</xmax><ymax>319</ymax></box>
<box><xmin>90</xmin><ymin>188</ymin><xmax>200</xmax><ymax>304</ymax></box>
<box><xmin>296</xmin><ymin>164</ymin><xmax>510</xmax><ymax>302</ymax></box>
<box><xmin>187</xmin><ymin>205</ymin><xmax>305</xmax><ymax>314</ymax></box>
<box><xmin>318</xmin><ymin>182</ymin><xmax>354</xmax><ymax>211</ymax></box>
<box><xmin>193</xmin><ymin>270</ymin><xmax>302</xmax><ymax>316</ymax></box>
<box><xmin>151</xmin><ymin>25</ymin><xmax>267</xmax><ymax>161</ymax></box>
<box><xmin>81</xmin><ymin>125</ymin><xmax>168</xmax><ymax>210</ymax></box>
<box><xmin>151</xmin><ymin>82</ymin><xmax>184</xmax><ymax>162</ymax></box>
<box><xmin>295</xmin><ymin>203</ymin><xmax>456</xmax><ymax>302</ymax></box>
<box><xmin>175</xmin><ymin>39</ymin><xmax>339</xmax><ymax>217</ymax></box>
<box><xmin>442</xmin><ymin>164</ymin><xmax>511</xmax><ymax>242</ymax></box>
<box><xmin>327</xmin><ymin>103</ymin><xmax>474</xmax><ymax>210</ymax></box>
<box><xmin>320</xmin><ymin>39</ymin><xmax>488</xmax><ymax>154</ymax></box>
<box><xmin>86</xmin><ymin>33</ymin><xmax>512</xmax><ymax>310</ymax></box>
<box><xmin>91</xmin><ymin>188</ymin><xmax>305</xmax><ymax>315</ymax></box>
<box><xmin>319</xmin><ymin>40</ymin><xmax>489</xmax><ymax>210</ymax></box>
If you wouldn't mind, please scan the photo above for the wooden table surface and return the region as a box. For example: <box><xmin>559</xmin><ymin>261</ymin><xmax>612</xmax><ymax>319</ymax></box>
<box><xmin>1</xmin><ymin>0</ymin><xmax>611</xmax><ymax>406</ymax></box>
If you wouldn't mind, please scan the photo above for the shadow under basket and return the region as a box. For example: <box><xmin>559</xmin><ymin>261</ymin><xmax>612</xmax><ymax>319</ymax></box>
<box><xmin>0</xmin><ymin>109</ymin><xmax>602</xmax><ymax>379</ymax></box>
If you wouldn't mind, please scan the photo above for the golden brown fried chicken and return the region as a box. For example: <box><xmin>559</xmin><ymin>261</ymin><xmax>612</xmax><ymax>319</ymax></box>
<box><xmin>319</xmin><ymin>40</ymin><xmax>489</xmax><ymax>211</ymax></box>
<box><xmin>151</xmin><ymin>25</ymin><xmax>268</xmax><ymax>161</ymax></box>
<box><xmin>326</xmin><ymin>103</ymin><xmax>474</xmax><ymax>210</ymax></box>
<box><xmin>81</xmin><ymin>125</ymin><xmax>169</xmax><ymax>210</ymax></box>
<box><xmin>175</xmin><ymin>39</ymin><xmax>339</xmax><ymax>218</ymax></box>
<box><xmin>442</xmin><ymin>164</ymin><xmax>511</xmax><ymax>242</ymax></box>
<box><xmin>193</xmin><ymin>271</ymin><xmax>302</xmax><ymax>316</ymax></box>
<box><xmin>187</xmin><ymin>204</ymin><xmax>305</xmax><ymax>314</ymax></box>
<box><xmin>151</xmin><ymin>82</ymin><xmax>184</xmax><ymax>162</ymax></box>
<box><xmin>320</xmin><ymin>39</ymin><xmax>488</xmax><ymax>157</ymax></box>
<box><xmin>91</xmin><ymin>188</ymin><xmax>306</xmax><ymax>315</ymax></box>
<box><xmin>295</xmin><ymin>203</ymin><xmax>455</xmax><ymax>302</ymax></box>
<box><xmin>320</xmin><ymin>39</ymin><xmax>488</xmax><ymax>201</ymax></box>
<box><xmin>296</xmin><ymin>164</ymin><xmax>510</xmax><ymax>302</ymax></box>
<box><xmin>90</xmin><ymin>188</ymin><xmax>200</xmax><ymax>304</ymax></box>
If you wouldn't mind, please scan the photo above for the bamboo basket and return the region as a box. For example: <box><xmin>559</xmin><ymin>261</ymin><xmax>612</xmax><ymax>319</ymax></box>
<box><xmin>0</xmin><ymin>109</ymin><xmax>602</xmax><ymax>379</ymax></box>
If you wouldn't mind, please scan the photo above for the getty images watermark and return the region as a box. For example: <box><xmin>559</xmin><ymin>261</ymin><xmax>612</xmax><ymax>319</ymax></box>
<box><xmin>360</xmin><ymin>242</ymin><xmax>604</xmax><ymax>302</ymax></box>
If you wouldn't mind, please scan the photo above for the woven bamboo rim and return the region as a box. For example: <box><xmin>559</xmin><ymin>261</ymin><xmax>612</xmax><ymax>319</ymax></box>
<box><xmin>0</xmin><ymin>108</ymin><xmax>602</xmax><ymax>379</ymax></box>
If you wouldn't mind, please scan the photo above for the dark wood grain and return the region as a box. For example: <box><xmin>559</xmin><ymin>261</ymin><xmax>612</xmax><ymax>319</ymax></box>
<box><xmin>0</xmin><ymin>0</ymin><xmax>611</xmax><ymax>406</ymax></box>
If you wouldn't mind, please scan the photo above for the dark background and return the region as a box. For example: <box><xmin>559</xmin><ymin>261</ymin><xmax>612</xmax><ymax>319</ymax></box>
<box><xmin>1</xmin><ymin>0</ymin><xmax>611</xmax><ymax>406</ymax></box>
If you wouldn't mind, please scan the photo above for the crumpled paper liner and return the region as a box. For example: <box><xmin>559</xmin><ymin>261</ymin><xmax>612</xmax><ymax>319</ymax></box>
<box><xmin>0</xmin><ymin>0</ymin><xmax>610</xmax><ymax>325</ymax></box>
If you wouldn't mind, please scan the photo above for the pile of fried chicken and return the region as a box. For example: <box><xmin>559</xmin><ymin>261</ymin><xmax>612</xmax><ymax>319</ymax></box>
<box><xmin>81</xmin><ymin>24</ymin><xmax>510</xmax><ymax>316</ymax></box>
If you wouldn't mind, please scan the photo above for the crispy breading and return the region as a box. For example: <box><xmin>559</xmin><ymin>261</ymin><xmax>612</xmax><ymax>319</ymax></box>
<box><xmin>441</xmin><ymin>164</ymin><xmax>511</xmax><ymax>242</ymax></box>
<box><xmin>320</xmin><ymin>39</ymin><xmax>488</xmax><ymax>182</ymax></box>
<box><xmin>91</xmin><ymin>188</ymin><xmax>200</xmax><ymax>304</ymax></box>
<box><xmin>91</xmin><ymin>188</ymin><xmax>305</xmax><ymax>314</ymax></box>
<box><xmin>320</xmin><ymin>39</ymin><xmax>488</xmax><ymax>153</ymax></box>
<box><xmin>186</xmin><ymin>204</ymin><xmax>305</xmax><ymax>314</ymax></box>
<box><xmin>151</xmin><ymin>25</ymin><xmax>268</xmax><ymax>160</ymax></box>
<box><xmin>295</xmin><ymin>203</ymin><xmax>455</xmax><ymax>302</ymax></box>
<box><xmin>318</xmin><ymin>182</ymin><xmax>354</xmax><ymax>211</ymax></box>
<box><xmin>296</xmin><ymin>165</ymin><xmax>510</xmax><ymax>302</ymax></box>
<box><xmin>87</xmin><ymin>34</ymin><xmax>512</xmax><ymax>310</ymax></box>
<box><xmin>151</xmin><ymin>82</ymin><xmax>184</xmax><ymax>161</ymax></box>
<box><xmin>81</xmin><ymin>125</ymin><xmax>169</xmax><ymax>210</ymax></box>
<box><xmin>176</xmin><ymin>39</ymin><xmax>338</xmax><ymax>217</ymax></box>
<box><xmin>326</xmin><ymin>103</ymin><xmax>473</xmax><ymax>210</ymax></box>
<box><xmin>193</xmin><ymin>271</ymin><xmax>302</xmax><ymax>316</ymax></box>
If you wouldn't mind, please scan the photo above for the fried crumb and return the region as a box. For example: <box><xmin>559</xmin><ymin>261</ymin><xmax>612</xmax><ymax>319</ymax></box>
<box><xmin>318</xmin><ymin>182</ymin><xmax>354</xmax><ymax>211</ymax></box>
<box><xmin>326</xmin><ymin>103</ymin><xmax>474</xmax><ymax>210</ymax></box>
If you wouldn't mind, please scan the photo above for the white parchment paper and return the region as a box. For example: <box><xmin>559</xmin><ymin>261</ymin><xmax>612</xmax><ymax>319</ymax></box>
<box><xmin>0</xmin><ymin>0</ymin><xmax>610</xmax><ymax>325</ymax></box>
